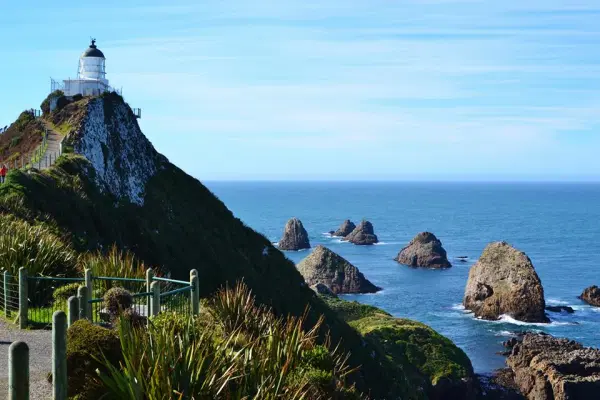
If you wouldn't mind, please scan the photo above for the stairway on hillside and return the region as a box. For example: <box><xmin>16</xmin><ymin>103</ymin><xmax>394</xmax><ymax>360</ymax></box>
<box><xmin>37</xmin><ymin>124</ymin><xmax>63</xmax><ymax>169</ymax></box>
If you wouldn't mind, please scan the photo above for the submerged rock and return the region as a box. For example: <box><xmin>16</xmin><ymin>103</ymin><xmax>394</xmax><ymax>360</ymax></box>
<box><xmin>332</xmin><ymin>219</ymin><xmax>356</xmax><ymax>237</ymax></box>
<box><xmin>579</xmin><ymin>285</ymin><xmax>600</xmax><ymax>307</ymax></box>
<box><xmin>278</xmin><ymin>217</ymin><xmax>310</xmax><ymax>251</ymax></box>
<box><xmin>344</xmin><ymin>220</ymin><xmax>378</xmax><ymax>245</ymax></box>
<box><xmin>506</xmin><ymin>333</ymin><xmax>600</xmax><ymax>400</ymax></box>
<box><xmin>298</xmin><ymin>245</ymin><xmax>380</xmax><ymax>294</ymax></box>
<box><xmin>545</xmin><ymin>305</ymin><xmax>575</xmax><ymax>314</ymax></box>
<box><xmin>463</xmin><ymin>242</ymin><xmax>549</xmax><ymax>323</ymax></box>
<box><xmin>394</xmin><ymin>232</ymin><xmax>452</xmax><ymax>268</ymax></box>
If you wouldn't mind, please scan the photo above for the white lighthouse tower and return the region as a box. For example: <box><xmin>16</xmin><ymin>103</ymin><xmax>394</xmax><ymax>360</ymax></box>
<box><xmin>62</xmin><ymin>39</ymin><xmax>111</xmax><ymax>96</ymax></box>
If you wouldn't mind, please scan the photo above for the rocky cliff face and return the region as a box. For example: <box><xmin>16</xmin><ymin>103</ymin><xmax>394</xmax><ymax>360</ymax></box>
<box><xmin>344</xmin><ymin>220</ymin><xmax>378</xmax><ymax>245</ymax></box>
<box><xmin>395</xmin><ymin>232</ymin><xmax>452</xmax><ymax>268</ymax></box>
<box><xmin>278</xmin><ymin>217</ymin><xmax>311</xmax><ymax>250</ymax></box>
<box><xmin>71</xmin><ymin>93</ymin><xmax>164</xmax><ymax>205</ymax></box>
<box><xmin>506</xmin><ymin>333</ymin><xmax>600</xmax><ymax>400</ymax></box>
<box><xmin>297</xmin><ymin>245</ymin><xmax>380</xmax><ymax>294</ymax></box>
<box><xmin>464</xmin><ymin>242</ymin><xmax>548</xmax><ymax>323</ymax></box>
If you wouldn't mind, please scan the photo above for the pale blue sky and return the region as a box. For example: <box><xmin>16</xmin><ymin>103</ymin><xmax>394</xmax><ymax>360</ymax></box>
<box><xmin>1</xmin><ymin>0</ymin><xmax>599</xmax><ymax>180</ymax></box>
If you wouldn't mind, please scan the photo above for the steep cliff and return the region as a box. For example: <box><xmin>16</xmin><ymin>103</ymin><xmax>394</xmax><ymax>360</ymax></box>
<box><xmin>0</xmin><ymin>92</ymin><xmax>475</xmax><ymax>399</ymax></box>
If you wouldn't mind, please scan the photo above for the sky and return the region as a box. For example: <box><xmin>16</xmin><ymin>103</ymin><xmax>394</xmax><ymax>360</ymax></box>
<box><xmin>1</xmin><ymin>0</ymin><xmax>600</xmax><ymax>181</ymax></box>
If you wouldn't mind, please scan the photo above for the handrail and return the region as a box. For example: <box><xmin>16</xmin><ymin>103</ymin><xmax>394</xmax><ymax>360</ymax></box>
<box><xmin>132</xmin><ymin>291</ymin><xmax>152</xmax><ymax>298</ymax></box>
<box><xmin>93</xmin><ymin>276</ymin><xmax>146</xmax><ymax>283</ymax></box>
<box><xmin>152</xmin><ymin>277</ymin><xmax>189</xmax><ymax>286</ymax></box>
<box><xmin>159</xmin><ymin>286</ymin><xmax>192</xmax><ymax>298</ymax></box>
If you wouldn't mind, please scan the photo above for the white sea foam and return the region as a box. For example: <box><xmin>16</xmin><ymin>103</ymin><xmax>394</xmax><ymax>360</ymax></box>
<box><xmin>451</xmin><ymin>303</ymin><xmax>467</xmax><ymax>312</ymax></box>
<box><xmin>487</xmin><ymin>314</ymin><xmax>577</xmax><ymax>327</ymax></box>
<box><xmin>547</xmin><ymin>298</ymin><xmax>569</xmax><ymax>306</ymax></box>
<box><xmin>494</xmin><ymin>330</ymin><xmax>515</xmax><ymax>337</ymax></box>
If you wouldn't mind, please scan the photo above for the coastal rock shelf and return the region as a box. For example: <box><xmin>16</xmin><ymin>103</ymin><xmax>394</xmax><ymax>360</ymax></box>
<box><xmin>394</xmin><ymin>232</ymin><xmax>452</xmax><ymax>268</ymax></box>
<box><xmin>506</xmin><ymin>333</ymin><xmax>600</xmax><ymax>400</ymax></box>
<box><xmin>278</xmin><ymin>217</ymin><xmax>311</xmax><ymax>251</ymax></box>
<box><xmin>298</xmin><ymin>245</ymin><xmax>381</xmax><ymax>294</ymax></box>
<box><xmin>463</xmin><ymin>242</ymin><xmax>549</xmax><ymax>323</ymax></box>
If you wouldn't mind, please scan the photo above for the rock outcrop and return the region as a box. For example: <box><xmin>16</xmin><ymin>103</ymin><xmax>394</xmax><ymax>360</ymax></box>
<box><xmin>310</xmin><ymin>283</ymin><xmax>337</xmax><ymax>297</ymax></box>
<box><xmin>579</xmin><ymin>285</ymin><xmax>600</xmax><ymax>307</ymax></box>
<box><xmin>278</xmin><ymin>218</ymin><xmax>310</xmax><ymax>251</ymax></box>
<box><xmin>344</xmin><ymin>220</ymin><xmax>378</xmax><ymax>245</ymax></box>
<box><xmin>394</xmin><ymin>232</ymin><xmax>452</xmax><ymax>268</ymax></box>
<box><xmin>463</xmin><ymin>242</ymin><xmax>549</xmax><ymax>323</ymax></box>
<box><xmin>298</xmin><ymin>246</ymin><xmax>380</xmax><ymax>294</ymax></box>
<box><xmin>546</xmin><ymin>305</ymin><xmax>575</xmax><ymax>314</ymax></box>
<box><xmin>506</xmin><ymin>333</ymin><xmax>600</xmax><ymax>400</ymax></box>
<box><xmin>332</xmin><ymin>220</ymin><xmax>356</xmax><ymax>237</ymax></box>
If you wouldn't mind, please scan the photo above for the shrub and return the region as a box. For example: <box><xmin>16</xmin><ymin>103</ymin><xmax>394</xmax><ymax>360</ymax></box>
<box><xmin>81</xmin><ymin>245</ymin><xmax>149</xmax><ymax>294</ymax></box>
<box><xmin>52</xmin><ymin>282</ymin><xmax>80</xmax><ymax>304</ymax></box>
<box><xmin>103</xmin><ymin>287</ymin><xmax>133</xmax><ymax>319</ymax></box>
<box><xmin>67</xmin><ymin>319</ymin><xmax>121</xmax><ymax>399</ymax></box>
<box><xmin>0</xmin><ymin>215</ymin><xmax>78</xmax><ymax>277</ymax></box>
<box><xmin>117</xmin><ymin>308</ymin><xmax>146</xmax><ymax>329</ymax></box>
<box><xmin>98</xmin><ymin>282</ymin><xmax>358</xmax><ymax>399</ymax></box>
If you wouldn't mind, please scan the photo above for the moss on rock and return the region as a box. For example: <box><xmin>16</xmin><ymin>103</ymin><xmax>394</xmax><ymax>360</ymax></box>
<box><xmin>323</xmin><ymin>296</ymin><xmax>476</xmax><ymax>399</ymax></box>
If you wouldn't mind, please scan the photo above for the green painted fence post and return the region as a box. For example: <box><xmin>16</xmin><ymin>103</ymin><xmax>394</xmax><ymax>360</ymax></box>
<box><xmin>146</xmin><ymin>268</ymin><xmax>154</xmax><ymax>294</ymax></box>
<box><xmin>67</xmin><ymin>296</ymin><xmax>78</xmax><ymax>328</ymax></box>
<box><xmin>8</xmin><ymin>341</ymin><xmax>29</xmax><ymax>400</ymax></box>
<box><xmin>84</xmin><ymin>269</ymin><xmax>92</xmax><ymax>317</ymax></box>
<box><xmin>52</xmin><ymin>311</ymin><xmax>67</xmax><ymax>400</ymax></box>
<box><xmin>190</xmin><ymin>270</ymin><xmax>199</xmax><ymax>316</ymax></box>
<box><xmin>150</xmin><ymin>282</ymin><xmax>160</xmax><ymax>317</ymax></box>
<box><xmin>77</xmin><ymin>286</ymin><xmax>88</xmax><ymax>320</ymax></box>
<box><xmin>18</xmin><ymin>268</ymin><xmax>27</xmax><ymax>329</ymax></box>
<box><xmin>3</xmin><ymin>271</ymin><xmax>10</xmax><ymax>317</ymax></box>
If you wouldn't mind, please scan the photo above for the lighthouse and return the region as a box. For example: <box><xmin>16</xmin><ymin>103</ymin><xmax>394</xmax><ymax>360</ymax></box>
<box><xmin>62</xmin><ymin>39</ymin><xmax>111</xmax><ymax>97</ymax></box>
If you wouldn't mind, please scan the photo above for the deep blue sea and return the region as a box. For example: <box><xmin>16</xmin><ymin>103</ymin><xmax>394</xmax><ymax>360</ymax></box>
<box><xmin>205</xmin><ymin>182</ymin><xmax>600</xmax><ymax>373</ymax></box>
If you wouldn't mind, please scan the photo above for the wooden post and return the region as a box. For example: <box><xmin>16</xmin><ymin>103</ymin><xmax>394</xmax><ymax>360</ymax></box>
<box><xmin>18</xmin><ymin>268</ymin><xmax>27</xmax><ymax>329</ymax></box>
<box><xmin>190</xmin><ymin>269</ymin><xmax>199</xmax><ymax>316</ymax></box>
<box><xmin>146</xmin><ymin>268</ymin><xmax>154</xmax><ymax>294</ymax></box>
<box><xmin>84</xmin><ymin>269</ymin><xmax>92</xmax><ymax>317</ymax></box>
<box><xmin>52</xmin><ymin>311</ymin><xmax>67</xmax><ymax>400</ymax></box>
<box><xmin>3</xmin><ymin>271</ymin><xmax>10</xmax><ymax>317</ymax></box>
<box><xmin>8</xmin><ymin>341</ymin><xmax>29</xmax><ymax>400</ymax></box>
<box><xmin>77</xmin><ymin>286</ymin><xmax>88</xmax><ymax>320</ymax></box>
<box><xmin>67</xmin><ymin>296</ymin><xmax>78</xmax><ymax>328</ymax></box>
<box><xmin>150</xmin><ymin>281</ymin><xmax>160</xmax><ymax>317</ymax></box>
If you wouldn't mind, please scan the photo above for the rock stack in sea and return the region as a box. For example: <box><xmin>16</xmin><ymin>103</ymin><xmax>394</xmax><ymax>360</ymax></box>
<box><xmin>278</xmin><ymin>217</ymin><xmax>310</xmax><ymax>251</ymax></box>
<box><xmin>579</xmin><ymin>285</ymin><xmax>600</xmax><ymax>307</ymax></box>
<box><xmin>344</xmin><ymin>220</ymin><xmax>379</xmax><ymax>245</ymax></box>
<box><xmin>505</xmin><ymin>333</ymin><xmax>600</xmax><ymax>400</ymax></box>
<box><xmin>463</xmin><ymin>241</ymin><xmax>549</xmax><ymax>323</ymax></box>
<box><xmin>297</xmin><ymin>245</ymin><xmax>381</xmax><ymax>294</ymax></box>
<box><xmin>394</xmin><ymin>232</ymin><xmax>452</xmax><ymax>268</ymax></box>
<box><xmin>332</xmin><ymin>219</ymin><xmax>356</xmax><ymax>237</ymax></box>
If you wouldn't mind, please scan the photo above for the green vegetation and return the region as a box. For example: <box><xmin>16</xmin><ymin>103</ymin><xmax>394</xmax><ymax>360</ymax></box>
<box><xmin>67</xmin><ymin>320</ymin><xmax>122</xmax><ymax>399</ymax></box>
<box><xmin>0</xmin><ymin>214</ymin><xmax>77</xmax><ymax>277</ymax></box>
<box><xmin>323</xmin><ymin>296</ymin><xmax>474</xmax><ymax>398</ymax></box>
<box><xmin>103</xmin><ymin>287</ymin><xmax>133</xmax><ymax>319</ymax></box>
<box><xmin>53</xmin><ymin>283</ymin><xmax>81</xmax><ymax>303</ymax></box>
<box><xmin>94</xmin><ymin>282</ymin><xmax>359</xmax><ymax>399</ymax></box>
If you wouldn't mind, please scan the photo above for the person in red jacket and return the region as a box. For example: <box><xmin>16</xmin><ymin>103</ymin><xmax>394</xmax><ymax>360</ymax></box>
<box><xmin>0</xmin><ymin>164</ymin><xmax>7</xmax><ymax>184</ymax></box>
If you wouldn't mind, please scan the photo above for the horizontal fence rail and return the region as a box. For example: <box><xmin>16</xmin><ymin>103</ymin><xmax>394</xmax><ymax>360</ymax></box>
<box><xmin>10</xmin><ymin>268</ymin><xmax>200</xmax><ymax>329</ymax></box>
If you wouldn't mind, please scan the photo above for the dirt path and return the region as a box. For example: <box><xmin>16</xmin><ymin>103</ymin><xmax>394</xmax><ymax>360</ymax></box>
<box><xmin>0</xmin><ymin>319</ymin><xmax>52</xmax><ymax>399</ymax></box>
<box><xmin>38</xmin><ymin>123</ymin><xmax>63</xmax><ymax>170</ymax></box>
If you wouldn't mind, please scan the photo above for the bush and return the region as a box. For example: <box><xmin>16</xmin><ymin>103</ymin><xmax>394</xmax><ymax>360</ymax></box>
<box><xmin>117</xmin><ymin>308</ymin><xmax>146</xmax><ymax>329</ymax></box>
<box><xmin>52</xmin><ymin>282</ymin><xmax>80</xmax><ymax>304</ymax></box>
<box><xmin>67</xmin><ymin>319</ymin><xmax>121</xmax><ymax>399</ymax></box>
<box><xmin>81</xmin><ymin>246</ymin><xmax>149</xmax><ymax>294</ymax></box>
<box><xmin>103</xmin><ymin>287</ymin><xmax>133</xmax><ymax>319</ymax></box>
<box><xmin>98</xmin><ymin>282</ymin><xmax>358</xmax><ymax>399</ymax></box>
<box><xmin>0</xmin><ymin>215</ymin><xmax>78</xmax><ymax>277</ymax></box>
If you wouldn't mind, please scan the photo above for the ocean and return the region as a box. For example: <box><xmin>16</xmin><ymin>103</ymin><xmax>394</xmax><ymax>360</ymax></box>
<box><xmin>205</xmin><ymin>181</ymin><xmax>600</xmax><ymax>373</ymax></box>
